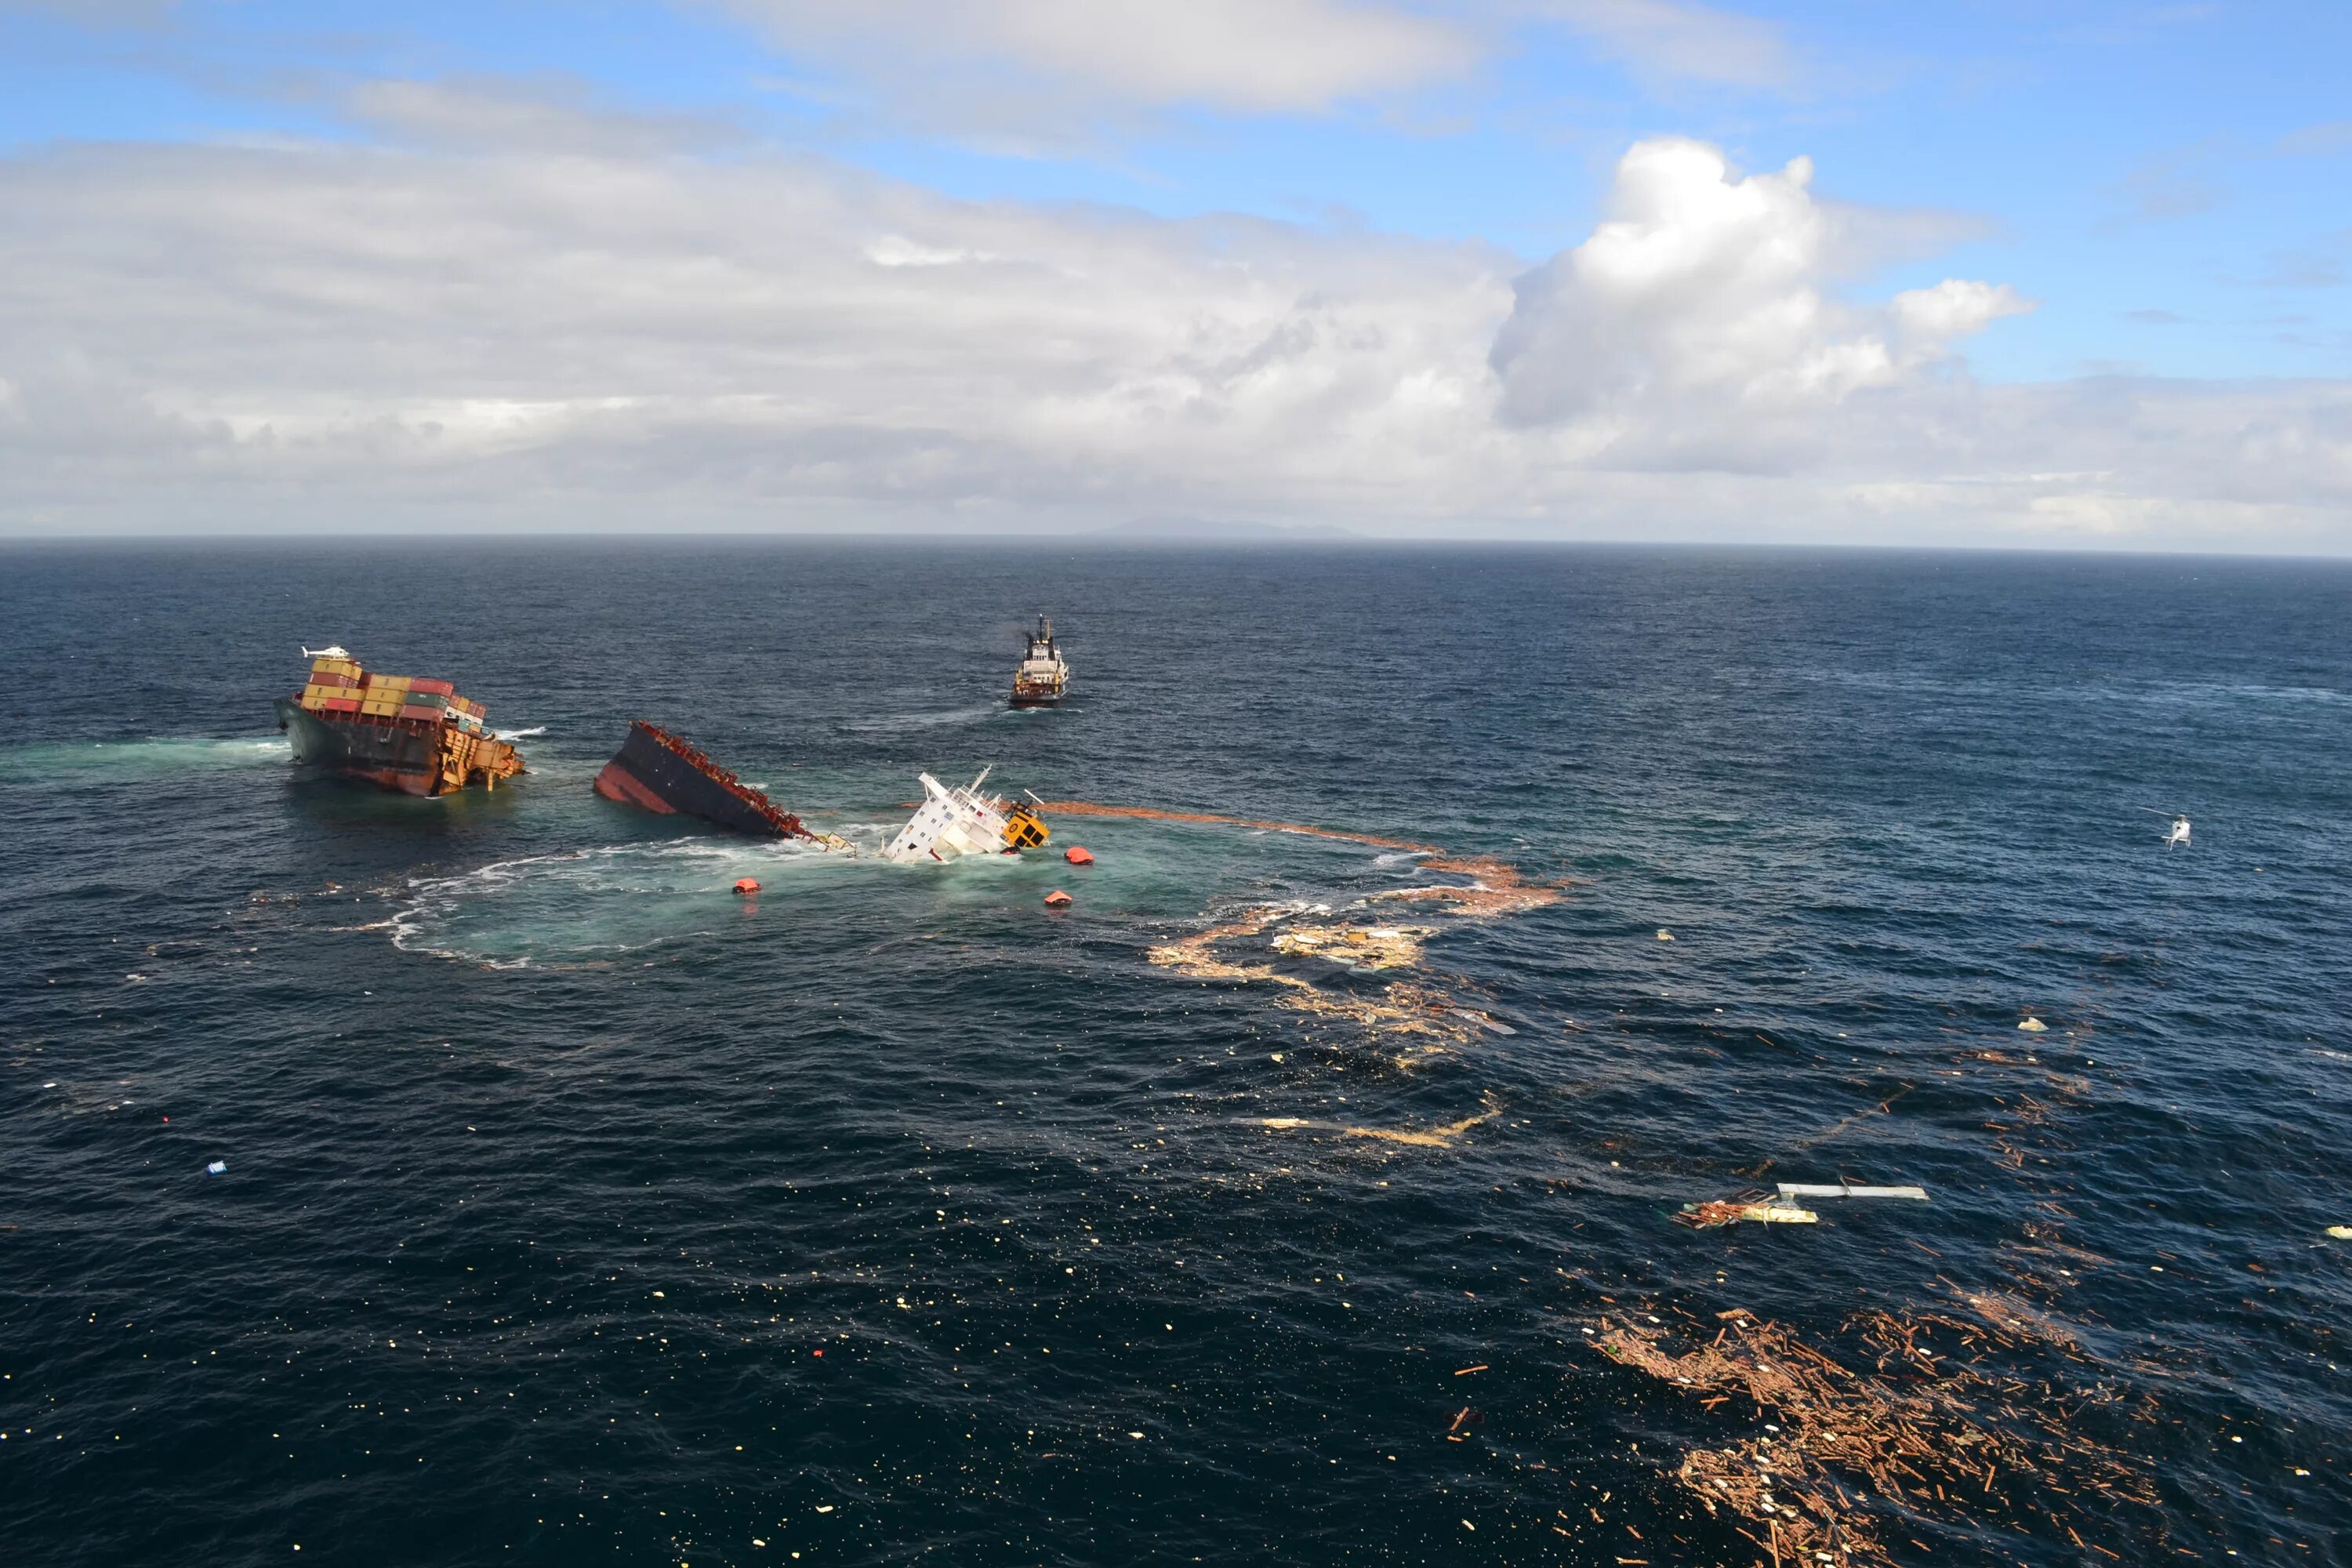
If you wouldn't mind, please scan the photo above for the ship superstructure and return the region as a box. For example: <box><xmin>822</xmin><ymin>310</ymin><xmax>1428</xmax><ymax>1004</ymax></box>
<box><xmin>882</xmin><ymin>767</ymin><xmax>1049</xmax><ymax>862</ymax></box>
<box><xmin>1010</xmin><ymin>616</ymin><xmax>1069</xmax><ymax>708</ymax></box>
<box><xmin>275</xmin><ymin>650</ymin><xmax>524</xmax><ymax>796</ymax></box>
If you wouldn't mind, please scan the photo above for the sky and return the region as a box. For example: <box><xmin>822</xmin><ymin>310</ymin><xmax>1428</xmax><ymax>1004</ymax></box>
<box><xmin>1</xmin><ymin>2</ymin><xmax>2347</xmax><ymax>550</ymax></box>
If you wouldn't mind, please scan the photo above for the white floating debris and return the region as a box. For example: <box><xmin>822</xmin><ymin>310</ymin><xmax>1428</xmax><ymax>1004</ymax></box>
<box><xmin>206</xmin><ymin>1160</ymin><xmax>227</xmax><ymax>1175</ymax></box>
<box><xmin>1656</xmin><ymin>929</ymin><xmax>1674</xmax><ymax>942</ymax></box>
<box><xmin>1777</xmin><ymin>1182</ymin><xmax>1929</xmax><ymax>1202</ymax></box>
<box><xmin>2326</xmin><ymin>1225</ymin><xmax>2352</xmax><ymax>1240</ymax></box>
<box><xmin>2017</xmin><ymin>1017</ymin><xmax>2049</xmax><ymax>1033</ymax></box>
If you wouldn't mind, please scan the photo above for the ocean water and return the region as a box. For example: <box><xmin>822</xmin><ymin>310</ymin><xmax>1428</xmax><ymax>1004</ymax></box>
<box><xmin>2</xmin><ymin>539</ymin><xmax>2348</xmax><ymax>1567</ymax></box>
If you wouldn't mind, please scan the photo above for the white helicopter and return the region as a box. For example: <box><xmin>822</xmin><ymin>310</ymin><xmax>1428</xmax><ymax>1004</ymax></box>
<box><xmin>299</xmin><ymin>644</ymin><xmax>351</xmax><ymax>661</ymax></box>
<box><xmin>2140</xmin><ymin>808</ymin><xmax>2191</xmax><ymax>849</ymax></box>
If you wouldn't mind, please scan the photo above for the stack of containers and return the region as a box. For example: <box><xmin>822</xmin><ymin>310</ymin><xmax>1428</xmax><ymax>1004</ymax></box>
<box><xmin>399</xmin><ymin>678</ymin><xmax>454</xmax><ymax>724</ymax></box>
<box><xmin>358</xmin><ymin>671</ymin><xmax>409</xmax><ymax>720</ymax></box>
<box><xmin>300</xmin><ymin>655</ymin><xmax>364</xmax><ymax>714</ymax></box>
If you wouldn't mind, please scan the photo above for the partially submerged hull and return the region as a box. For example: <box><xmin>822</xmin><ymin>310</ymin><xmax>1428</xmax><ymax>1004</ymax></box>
<box><xmin>593</xmin><ymin>720</ymin><xmax>808</xmax><ymax>839</ymax></box>
<box><xmin>882</xmin><ymin>768</ymin><xmax>1048</xmax><ymax>862</ymax></box>
<box><xmin>274</xmin><ymin>652</ymin><xmax>524</xmax><ymax>797</ymax></box>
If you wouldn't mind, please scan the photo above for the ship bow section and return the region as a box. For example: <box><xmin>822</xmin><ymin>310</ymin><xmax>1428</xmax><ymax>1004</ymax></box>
<box><xmin>594</xmin><ymin>721</ymin><xmax>806</xmax><ymax>839</ymax></box>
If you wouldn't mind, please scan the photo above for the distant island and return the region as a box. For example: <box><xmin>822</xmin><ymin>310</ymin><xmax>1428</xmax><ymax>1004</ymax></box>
<box><xmin>1093</xmin><ymin>517</ymin><xmax>1359</xmax><ymax>542</ymax></box>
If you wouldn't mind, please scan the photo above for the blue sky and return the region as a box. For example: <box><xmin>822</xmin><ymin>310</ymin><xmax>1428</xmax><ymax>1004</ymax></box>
<box><xmin>2</xmin><ymin>2</ymin><xmax>2347</xmax><ymax>546</ymax></box>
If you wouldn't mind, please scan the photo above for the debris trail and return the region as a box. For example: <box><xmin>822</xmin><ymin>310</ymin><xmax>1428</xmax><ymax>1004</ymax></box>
<box><xmin>1032</xmin><ymin>800</ymin><xmax>1439</xmax><ymax>854</ymax></box>
<box><xmin>1593</xmin><ymin>1305</ymin><xmax>2161</xmax><ymax>1567</ymax></box>
<box><xmin>1085</xmin><ymin>800</ymin><xmax>1564</xmax><ymax>1065</ymax></box>
<box><xmin>1255</xmin><ymin>1091</ymin><xmax>1504</xmax><ymax>1149</ymax></box>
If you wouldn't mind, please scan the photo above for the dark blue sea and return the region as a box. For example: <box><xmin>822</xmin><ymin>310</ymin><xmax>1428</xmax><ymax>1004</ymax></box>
<box><xmin>4</xmin><ymin>541</ymin><xmax>2349</xmax><ymax>1567</ymax></box>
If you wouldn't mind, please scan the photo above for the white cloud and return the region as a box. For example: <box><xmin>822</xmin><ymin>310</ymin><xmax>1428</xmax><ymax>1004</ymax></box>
<box><xmin>0</xmin><ymin>111</ymin><xmax>2344</xmax><ymax>550</ymax></box>
<box><xmin>713</xmin><ymin>0</ymin><xmax>1478</xmax><ymax>128</ymax></box>
<box><xmin>343</xmin><ymin>78</ymin><xmax>746</xmax><ymax>157</ymax></box>
<box><xmin>1892</xmin><ymin>278</ymin><xmax>2031</xmax><ymax>342</ymax></box>
<box><xmin>1490</xmin><ymin>139</ymin><xmax>2027</xmax><ymax>441</ymax></box>
<box><xmin>702</xmin><ymin>0</ymin><xmax>1808</xmax><ymax>144</ymax></box>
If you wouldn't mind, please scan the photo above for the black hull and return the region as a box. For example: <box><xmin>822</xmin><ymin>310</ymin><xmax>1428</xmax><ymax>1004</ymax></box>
<box><xmin>275</xmin><ymin>697</ymin><xmax>442</xmax><ymax>794</ymax></box>
<box><xmin>594</xmin><ymin>724</ymin><xmax>793</xmax><ymax>837</ymax></box>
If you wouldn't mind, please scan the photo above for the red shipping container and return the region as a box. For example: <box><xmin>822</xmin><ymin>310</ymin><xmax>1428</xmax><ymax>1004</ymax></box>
<box><xmin>408</xmin><ymin>678</ymin><xmax>456</xmax><ymax>696</ymax></box>
<box><xmin>321</xmin><ymin>696</ymin><xmax>362</xmax><ymax>713</ymax></box>
<box><xmin>397</xmin><ymin>706</ymin><xmax>442</xmax><ymax>723</ymax></box>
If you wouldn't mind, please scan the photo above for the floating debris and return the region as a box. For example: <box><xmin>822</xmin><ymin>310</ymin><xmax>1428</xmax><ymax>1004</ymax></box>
<box><xmin>1594</xmin><ymin>1304</ymin><xmax>2161</xmax><ymax>1567</ymax></box>
<box><xmin>2017</xmin><ymin>1017</ymin><xmax>2049</xmax><ymax>1032</ymax></box>
<box><xmin>1776</xmin><ymin>1183</ymin><xmax>1929</xmax><ymax>1203</ymax></box>
<box><xmin>1676</xmin><ymin>1198</ymin><xmax>1818</xmax><ymax>1229</ymax></box>
<box><xmin>1063</xmin><ymin>846</ymin><xmax>1094</xmax><ymax>865</ymax></box>
<box><xmin>1272</xmin><ymin>924</ymin><xmax>1428</xmax><ymax>971</ymax></box>
<box><xmin>1256</xmin><ymin>1091</ymin><xmax>1504</xmax><ymax>1149</ymax></box>
<box><xmin>1034</xmin><ymin>800</ymin><xmax>1436</xmax><ymax>853</ymax></box>
<box><xmin>1044</xmin><ymin>890</ymin><xmax>1073</xmax><ymax>909</ymax></box>
<box><xmin>2328</xmin><ymin>1225</ymin><xmax>2352</xmax><ymax>1240</ymax></box>
<box><xmin>1656</xmin><ymin>928</ymin><xmax>1674</xmax><ymax>941</ymax></box>
<box><xmin>205</xmin><ymin>1160</ymin><xmax>227</xmax><ymax>1175</ymax></box>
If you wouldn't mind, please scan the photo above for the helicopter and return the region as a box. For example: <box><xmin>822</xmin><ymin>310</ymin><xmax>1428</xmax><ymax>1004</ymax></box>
<box><xmin>2140</xmin><ymin>808</ymin><xmax>2190</xmax><ymax>849</ymax></box>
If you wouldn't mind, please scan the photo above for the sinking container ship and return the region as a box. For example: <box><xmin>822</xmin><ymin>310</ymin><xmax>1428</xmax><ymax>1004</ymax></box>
<box><xmin>594</xmin><ymin>720</ymin><xmax>817</xmax><ymax>840</ymax></box>
<box><xmin>1009</xmin><ymin>616</ymin><xmax>1069</xmax><ymax>708</ymax></box>
<box><xmin>275</xmin><ymin>648</ymin><xmax>524</xmax><ymax>796</ymax></box>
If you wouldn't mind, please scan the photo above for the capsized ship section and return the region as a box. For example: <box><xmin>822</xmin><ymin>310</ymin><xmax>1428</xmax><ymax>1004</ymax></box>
<box><xmin>881</xmin><ymin>767</ymin><xmax>1049</xmax><ymax>862</ymax></box>
<box><xmin>276</xmin><ymin>650</ymin><xmax>524</xmax><ymax>797</ymax></box>
<box><xmin>593</xmin><ymin>720</ymin><xmax>815</xmax><ymax>840</ymax></box>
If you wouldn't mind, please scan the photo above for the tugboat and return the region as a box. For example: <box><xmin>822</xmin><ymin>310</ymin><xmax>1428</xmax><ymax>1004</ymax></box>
<box><xmin>1010</xmin><ymin>615</ymin><xmax>1069</xmax><ymax>708</ymax></box>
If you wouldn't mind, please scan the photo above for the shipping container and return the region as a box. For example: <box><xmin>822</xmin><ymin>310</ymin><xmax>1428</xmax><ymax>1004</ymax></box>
<box><xmin>407</xmin><ymin>678</ymin><xmax>456</xmax><ymax>697</ymax></box>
